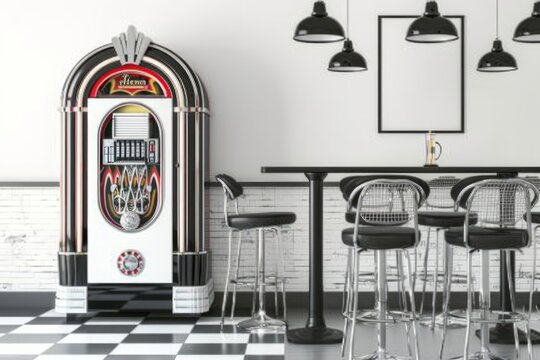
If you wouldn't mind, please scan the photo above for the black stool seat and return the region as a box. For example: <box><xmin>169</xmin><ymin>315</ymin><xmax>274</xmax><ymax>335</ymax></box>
<box><xmin>418</xmin><ymin>211</ymin><xmax>478</xmax><ymax>228</ymax></box>
<box><xmin>445</xmin><ymin>226</ymin><xmax>529</xmax><ymax>250</ymax></box>
<box><xmin>526</xmin><ymin>212</ymin><xmax>540</xmax><ymax>224</ymax></box>
<box><xmin>342</xmin><ymin>226</ymin><xmax>419</xmax><ymax>250</ymax></box>
<box><xmin>345</xmin><ymin>211</ymin><xmax>410</xmax><ymax>225</ymax></box>
<box><xmin>228</xmin><ymin>212</ymin><xmax>296</xmax><ymax>230</ymax></box>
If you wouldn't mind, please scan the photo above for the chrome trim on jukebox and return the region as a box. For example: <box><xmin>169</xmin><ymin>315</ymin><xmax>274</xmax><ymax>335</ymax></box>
<box><xmin>112</xmin><ymin>26</ymin><xmax>152</xmax><ymax>66</ymax></box>
<box><xmin>173</xmin><ymin>251</ymin><xmax>208</xmax><ymax>255</ymax></box>
<box><xmin>59</xmin><ymin>106</ymin><xmax>88</xmax><ymax>113</ymax></box>
<box><xmin>142</xmin><ymin>56</ymin><xmax>188</xmax><ymax>253</ymax></box>
<box><xmin>173</xmin><ymin>107</ymin><xmax>211</xmax><ymax>115</ymax></box>
<box><xmin>73</xmin><ymin>57</ymin><xmax>119</xmax><ymax>253</ymax></box>
<box><xmin>61</xmin><ymin>44</ymin><xmax>112</xmax><ymax>103</ymax></box>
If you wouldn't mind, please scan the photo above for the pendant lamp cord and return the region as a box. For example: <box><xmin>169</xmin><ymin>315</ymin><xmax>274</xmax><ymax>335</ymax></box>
<box><xmin>346</xmin><ymin>0</ymin><xmax>350</xmax><ymax>39</ymax></box>
<box><xmin>496</xmin><ymin>0</ymin><xmax>499</xmax><ymax>39</ymax></box>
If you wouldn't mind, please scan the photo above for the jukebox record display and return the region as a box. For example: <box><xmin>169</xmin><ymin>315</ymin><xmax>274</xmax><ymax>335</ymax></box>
<box><xmin>99</xmin><ymin>104</ymin><xmax>162</xmax><ymax>231</ymax></box>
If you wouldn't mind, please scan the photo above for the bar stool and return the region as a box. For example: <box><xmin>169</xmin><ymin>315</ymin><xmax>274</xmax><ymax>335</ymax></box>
<box><xmin>439</xmin><ymin>177</ymin><xmax>538</xmax><ymax>360</ymax></box>
<box><xmin>416</xmin><ymin>176</ymin><xmax>477</xmax><ymax>329</ymax></box>
<box><xmin>340</xmin><ymin>175</ymin><xmax>431</xmax><ymax>320</ymax></box>
<box><xmin>216</xmin><ymin>174</ymin><xmax>296</xmax><ymax>331</ymax></box>
<box><xmin>341</xmin><ymin>177</ymin><xmax>427</xmax><ymax>360</ymax></box>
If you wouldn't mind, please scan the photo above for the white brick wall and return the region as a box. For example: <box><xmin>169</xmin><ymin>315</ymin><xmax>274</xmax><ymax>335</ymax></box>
<box><xmin>0</xmin><ymin>187</ymin><xmax>59</xmax><ymax>291</ymax></box>
<box><xmin>0</xmin><ymin>185</ymin><xmax>537</xmax><ymax>293</ymax></box>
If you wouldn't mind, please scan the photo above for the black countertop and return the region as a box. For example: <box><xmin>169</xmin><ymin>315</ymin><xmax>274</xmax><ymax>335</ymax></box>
<box><xmin>261</xmin><ymin>166</ymin><xmax>540</xmax><ymax>174</ymax></box>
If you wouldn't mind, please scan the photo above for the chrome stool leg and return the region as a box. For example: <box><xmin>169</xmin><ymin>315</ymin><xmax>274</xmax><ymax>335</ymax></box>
<box><xmin>479</xmin><ymin>251</ymin><xmax>497</xmax><ymax>360</ymax></box>
<box><xmin>220</xmin><ymin>230</ymin><xmax>234</xmax><ymax>329</ymax></box>
<box><xmin>230</xmin><ymin>231</ymin><xmax>243</xmax><ymax>320</ymax></box>
<box><xmin>274</xmin><ymin>233</ymin><xmax>279</xmax><ymax>319</ymax></box>
<box><xmin>505</xmin><ymin>251</ymin><xmax>520</xmax><ymax>360</ymax></box>
<box><xmin>376</xmin><ymin>251</ymin><xmax>388</xmax><ymax>359</ymax></box>
<box><xmin>439</xmin><ymin>244</ymin><xmax>453</xmax><ymax>360</ymax></box>
<box><xmin>342</xmin><ymin>247</ymin><xmax>352</xmax><ymax>316</ymax></box>
<box><xmin>397</xmin><ymin>251</ymin><xmax>413</xmax><ymax>360</ymax></box>
<box><xmin>276</xmin><ymin>227</ymin><xmax>287</xmax><ymax>322</ymax></box>
<box><xmin>419</xmin><ymin>228</ymin><xmax>432</xmax><ymax>316</ymax></box>
<box><xmin>526</xmin><ymin>235</ymin><xmax>537</xmax><ymax>360</ymax></box>
<box><xmin>405</xmin><ymin>250</ymin><xmax>420</xmax><ymax>360</ymax></box>
<box><xmin>347</xmin><ymin>249</ymin><xmax>360</xmax><ymax>360</ymax></box>
<box><xmin>430</xmin><ymin>229</ymin><xmax>441</xmax><ymax>329</ymax></box>
<box><xmin>237</xmin><ymin>228</ymin><xmax>286</xmax><ymax>331</ymax></box>
<box><xmin>251</xmin><ymin>230</ymin><xmax>259</xmax><ymax>317</ymax></box>
<box><xmin>341</xmin><ymin>248</ymin><xmax>360</xmax><ymax>358</ymax></box>
<box><xmin>463</xmin><ymin>250</ymin><xmax>473</xmax><ymax>360</ymax></box>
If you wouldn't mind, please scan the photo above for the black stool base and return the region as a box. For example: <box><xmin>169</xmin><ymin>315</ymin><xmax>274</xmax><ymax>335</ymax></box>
<box><xmin>475</xmin><ymin>325</ymin><xmax>540</xmax><ymax>344</ymax></box>
<box><xmin>287</xmin><ymin>326</ymin><xmax>343</xmax><ymax>344</ymax></box>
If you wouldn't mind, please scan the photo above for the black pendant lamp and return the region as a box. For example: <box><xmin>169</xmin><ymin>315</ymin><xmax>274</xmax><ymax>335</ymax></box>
<box><xmin>478</xmin><ymin>0</ymin><xmax>518</xmax><ymax>72</ymax></box>
<box><xmin>294</xmin><ymin>1</ymin><xmax>345</xmax><ymax>43</ymax></box>
<box><xmin>514</xmin><ymin>1</ymin><xmax>540</xmax><ymax>42</ymax></box>
<box><xmin>406</xmin><ymin>1</ymin><xmax>459</xmax><ymax>43</ymax></box>
<box><xmin>328</xmin><ymin>0</ymin><xmax>367</xmax><ymax>72</ymax></box>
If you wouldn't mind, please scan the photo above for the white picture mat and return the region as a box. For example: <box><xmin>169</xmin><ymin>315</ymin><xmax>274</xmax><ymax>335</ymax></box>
<box><xmin>379</xmin><ymin>16</ymin><xmax>463</xmax><ymax>132</ymax></box>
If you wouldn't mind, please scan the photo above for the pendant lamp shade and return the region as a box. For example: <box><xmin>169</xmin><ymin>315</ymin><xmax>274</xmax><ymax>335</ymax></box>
<box><xmin>477</xmin><ymin>40</ymin><xmax>518</xmax><ymax>72</ymax></box>
<box><xmin>328</xmin><ymin>40</ymin><xmax>367</xmax><ymax>72</ymax></box>
<box><xmin>294</xmin><ymin>1</ymin><xmax>345</xmax><ymax>43</ymax></box>
<box><xmin>406</xmin><ymin>1</ymin><xmax>459</xmax><ymax>43</ymax></box>
<box><xmin>514</xmin><ymin>2</ymin><xmax>540</xmax><ymax>42</ymax></box>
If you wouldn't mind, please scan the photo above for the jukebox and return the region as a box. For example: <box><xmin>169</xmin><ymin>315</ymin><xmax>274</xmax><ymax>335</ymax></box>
<box><xmin>56</xmin><ymin>26</ymin><xmax>213</xmax><ymax>314</ymax></box>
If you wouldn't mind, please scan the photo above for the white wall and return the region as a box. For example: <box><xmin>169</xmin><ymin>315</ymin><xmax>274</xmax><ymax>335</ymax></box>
<box><xmin>1</xmin><ymin>0</ymin><xmax>540</xmax><ymax>182</ymax></box>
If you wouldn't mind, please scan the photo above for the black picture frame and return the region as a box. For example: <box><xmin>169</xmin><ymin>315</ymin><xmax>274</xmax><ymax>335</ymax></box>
<box><xmin>378</xmin><ymin>15</ymin><xmax>465</xmax><ymax>134</ymax></box>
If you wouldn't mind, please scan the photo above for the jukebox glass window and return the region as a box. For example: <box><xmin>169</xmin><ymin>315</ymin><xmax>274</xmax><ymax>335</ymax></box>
<box><xmin>99</xmin><ymin>104</ymin><xmax>162</xmax><ymax>232</ymax></box>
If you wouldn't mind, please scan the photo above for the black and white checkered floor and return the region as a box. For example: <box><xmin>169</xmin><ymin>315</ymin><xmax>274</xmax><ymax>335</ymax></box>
<box><xmin>0</xmin><ymin>309</ymin><xmax>284</xmax><ymax>360</ymax></box>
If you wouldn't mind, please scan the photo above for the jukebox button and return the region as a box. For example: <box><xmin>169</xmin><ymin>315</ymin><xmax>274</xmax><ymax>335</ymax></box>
<box><xmin>117</xmin><ymin>250</ymin><xmax>144</xmax><ymax>276</ymax></box>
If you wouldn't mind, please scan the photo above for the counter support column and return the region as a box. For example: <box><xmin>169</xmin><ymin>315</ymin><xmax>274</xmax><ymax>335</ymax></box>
<box><xmin>286</xmin><ymin>172</ymin><xmax>343</xmax><ymax>344</ymax></box>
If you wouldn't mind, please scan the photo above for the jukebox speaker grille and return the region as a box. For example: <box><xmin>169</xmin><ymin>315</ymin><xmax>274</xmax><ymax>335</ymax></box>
<box><xmin>113</xmin><ymin>113</ymin><xmax>150</xmax><ymax>139</ymax></box>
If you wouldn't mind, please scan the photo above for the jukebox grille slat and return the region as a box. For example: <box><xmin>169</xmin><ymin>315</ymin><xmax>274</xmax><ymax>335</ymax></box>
<box><xmin>113</xmin><ymin>113</ymin><xmax>150</xmax><ymax>139</ymax></box>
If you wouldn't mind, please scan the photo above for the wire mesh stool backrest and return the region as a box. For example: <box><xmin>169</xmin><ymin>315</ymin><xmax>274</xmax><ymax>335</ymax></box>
<box><xmin>425</xmin><ymin>176</ymin><xmax>461</xmax><ymax>209</ymax></box>
<box><xmin>348</xmin><ymin>179</ymin><xmax>426</xmax><ymax>227</ymax></box>
<box><xmin>524</xmin><ymin>176</ymin><xmax>540</xmax><ymax>194</ymax></box>
<box><xmin>455</xmin><ymin>178</ymin><xmax>539</xmax><ymax>230</ymax></box>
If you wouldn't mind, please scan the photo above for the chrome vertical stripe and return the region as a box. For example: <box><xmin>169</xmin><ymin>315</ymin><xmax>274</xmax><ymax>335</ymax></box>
<box><xmin>72</xmin><ymin>57</ymin><xmax>118</xmax><ymax>253</ymax></box>
<box><xmin>143</xmin><ymin>56</ymin><xmax>188</xmax><ymax>253</ymax></box>
<box><xmin>60</xmin><ymin>109</ymin><xmax>67</xmax><ymax>252</ymax></box>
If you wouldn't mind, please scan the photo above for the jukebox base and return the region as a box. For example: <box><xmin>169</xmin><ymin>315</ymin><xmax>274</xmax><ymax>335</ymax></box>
<box><xmin>56</xmin><ymin>285</ymin><xmax>88</xmax><ymax>314</ymax></box>
<box><xmin>55</xmin><ymin>280</ymin><xmax>214</xmax><ymax>314</ymax></box>
<box><xmin>172</xmin><ymin>279</ymin><xmax>215</xmax><ymax>314</ymax></box>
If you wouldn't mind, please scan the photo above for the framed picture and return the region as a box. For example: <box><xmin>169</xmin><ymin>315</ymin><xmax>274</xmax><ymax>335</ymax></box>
<box><xmin>378</xmin><ymin>15</ymin><xmax>465</xmax><ymax>133</ymax></box>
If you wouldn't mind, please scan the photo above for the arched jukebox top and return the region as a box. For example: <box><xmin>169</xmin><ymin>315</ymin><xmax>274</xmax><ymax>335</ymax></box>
<box><xmin>59</xmin><ymin>26</ymin><xmax>209</xmax><ymax>262</ymax></box>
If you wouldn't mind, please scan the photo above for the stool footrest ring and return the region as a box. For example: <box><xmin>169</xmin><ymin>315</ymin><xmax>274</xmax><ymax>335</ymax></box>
<box><xmin>449</xmin><ymin>310</ymin><xmax>527</xmax><ymax>324</ymax></box>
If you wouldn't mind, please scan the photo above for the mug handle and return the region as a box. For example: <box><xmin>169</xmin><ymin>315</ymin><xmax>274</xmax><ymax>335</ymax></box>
<box><xmin>435</xmin><ymin>142</ymin><xmax>443</xmax><ymax>160</ymax></box>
